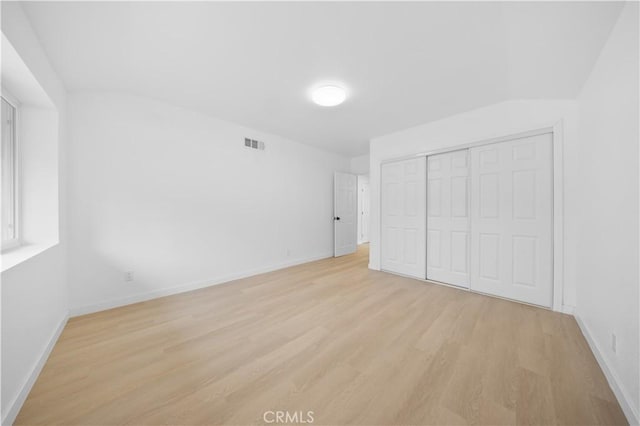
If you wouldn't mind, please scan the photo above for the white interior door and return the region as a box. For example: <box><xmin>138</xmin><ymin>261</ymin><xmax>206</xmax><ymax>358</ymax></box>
<box><xmin>427</xmin><ymin>150</ymin><xmax>470</xmax><ymax>287</ymax></box>
<box><xmin>358</xmin><ymin>175</ymin><xmax>370</xmax><ymax>244</ymax></box>
<box><xmin>334</xmin><ymin>171</ymin><xmax>357</xmax><ymax>257</ymax></box>
<box><xmin>381</xmin><ymin>157</ymin><xmax>426</xmax><ymax>278</ymax></box>
<box><xmin>470</xmin><ymin>133</ymin><xmax>553</xmax><ymax>307</ymax></box>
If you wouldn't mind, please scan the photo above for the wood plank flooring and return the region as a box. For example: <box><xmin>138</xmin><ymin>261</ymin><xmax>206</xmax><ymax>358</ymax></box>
<box><xmin>16</xmin><ymin>245</ymin><xmax>627</xmax><ymax>425</ymax></box>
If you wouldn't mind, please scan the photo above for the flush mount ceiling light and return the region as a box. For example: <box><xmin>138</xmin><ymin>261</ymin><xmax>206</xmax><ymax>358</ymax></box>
<box><xmin>311</xmin><ymin>85</ymin><xmax>347</xmax><ymax>107</ymax></box>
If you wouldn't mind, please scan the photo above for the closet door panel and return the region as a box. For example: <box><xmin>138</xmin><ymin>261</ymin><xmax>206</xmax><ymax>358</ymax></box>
<box><xmin>426</xmin><ymin>150</ymin><xmax>470</xmax><ymax>287</ymax></box>
<box><xmin>469</xmin><ymin>133</ymin><xmax>553</xmax><ymax>307</ymax></box>
<box><xmin>381</xmin><ymin>157</ymin><xmax>426</xmax><ymax>278</ymax></box>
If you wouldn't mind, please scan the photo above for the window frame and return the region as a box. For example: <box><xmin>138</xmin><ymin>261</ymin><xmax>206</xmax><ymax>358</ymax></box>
<box><xmin>2</xmin><ymin>90</ymin><xmax>21</xmax><ymax>252</ymax></box>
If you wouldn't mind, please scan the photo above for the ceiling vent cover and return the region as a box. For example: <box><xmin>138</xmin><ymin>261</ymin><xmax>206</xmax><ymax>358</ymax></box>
<box><xmin>244</xmin><ymin>137</ymin><xmax>265</xmax><ymax>150</ymax></box>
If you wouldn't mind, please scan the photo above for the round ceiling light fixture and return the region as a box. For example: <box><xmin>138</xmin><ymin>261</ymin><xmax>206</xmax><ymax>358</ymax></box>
<box><xmin>311</xmin><ymin>85</ymin><xmax>347</xmax><ymax>107</ymax></box>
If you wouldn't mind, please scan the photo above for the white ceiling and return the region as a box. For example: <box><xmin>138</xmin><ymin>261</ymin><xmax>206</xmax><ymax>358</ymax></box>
<box><xmin>20</xmin><ymin>1</ymin><xmax>623</xmax><ymax>156</ymax></box>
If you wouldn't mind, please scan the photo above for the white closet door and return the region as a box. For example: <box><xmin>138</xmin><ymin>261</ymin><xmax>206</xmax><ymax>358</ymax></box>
<box><xmin>381</xmin><ymin>157</ymin><xmax>426</xmax><ymax>278</ymax></box>
<box><xmin>427</xmin><ymin>150</ymin><xmax>470</xmax><ymax>287</ymax></box>
<box><xmin>334</xmin><ymin>172</ymin><xmax>358</xmax><ymax>257</ymax></box>
<box><xmin>470</xmin><ymin>133</ymin><xmax>553</xmax><ymax>307</ymax></box>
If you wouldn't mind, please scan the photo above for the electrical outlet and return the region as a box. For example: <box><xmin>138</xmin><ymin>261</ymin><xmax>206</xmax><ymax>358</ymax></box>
<box><xmin>286</xmin><ymin>248</ymin><xmax>291</xmax><ymax>257</ymax></box>
<box><xmin>611</xmin><ymin>333</ymin><xmax>617</xmax><ymax>354</ymax></box>
<box><xmin>125</xmin><ymin>271</ymin><xmax>134</xmax><ymax>282</ymax></box>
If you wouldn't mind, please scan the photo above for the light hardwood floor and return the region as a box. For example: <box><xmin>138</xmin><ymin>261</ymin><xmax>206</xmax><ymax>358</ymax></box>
<box><xmin>17</xmin><ymin>245</ymin><xmax>626</xmax><ymax>425</ymax></box>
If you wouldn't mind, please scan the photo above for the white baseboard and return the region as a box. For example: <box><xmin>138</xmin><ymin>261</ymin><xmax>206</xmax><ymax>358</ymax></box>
<box><xmin>561</xmin><ymin>304</ymin><xmax>575</xmax><ymax>315</ymax></box>
<box><xmin>70</xmin><ymin>252</ymin><xmax>333</xmax><ymax>317</ymax></box>
<box><xmin>2</xmin><ymin>313</ymin><xmax>69</xmax><ymax>426</ymax></box>
<box><xmin>574</xmin><ymin>313</ymin><xmax>639</xmax><ymax>425</ymax></box>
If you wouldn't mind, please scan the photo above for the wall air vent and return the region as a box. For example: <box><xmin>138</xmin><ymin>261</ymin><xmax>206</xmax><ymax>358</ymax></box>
<box><xmin>244</xmin><ymin>137</ymin><xmax>265</xmax><ymax>151</ymax></box>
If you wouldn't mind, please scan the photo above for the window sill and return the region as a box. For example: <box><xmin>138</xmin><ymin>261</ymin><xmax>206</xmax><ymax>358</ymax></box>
<box><xmin>1</xmin><ymin>241</ymin><xmax>59</xmax><ymax>272</ymax></box>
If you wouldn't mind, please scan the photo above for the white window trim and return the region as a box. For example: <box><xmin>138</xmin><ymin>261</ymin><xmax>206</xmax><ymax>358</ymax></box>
<box><xmin>1</xmin><ymin>88</ymin><xmax>22</xmax><ymax>252</ymax></box>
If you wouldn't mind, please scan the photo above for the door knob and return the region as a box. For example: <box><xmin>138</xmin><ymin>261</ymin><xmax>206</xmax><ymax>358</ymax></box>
<box><xmin>334</xmin><ymin>217</ymin><xmax>341</xmax><ymax>221</ymax></box>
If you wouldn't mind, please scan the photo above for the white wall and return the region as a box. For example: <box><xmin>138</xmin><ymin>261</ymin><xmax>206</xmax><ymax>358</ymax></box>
<box><xmin>369</xmin><ymin>99</ymin><xmax>580</xmax><ymax>310</ymax></box>
<box><xmin>67</xmin><ymin>92</ymin><xmax>349</xmax><ymax>314</ymax></box>
<box><xmin>575</xmin><ymin>2</ymin><xmax>639</xmax><ymax>422</ymax></box>
<box><xmin>0</xmin><ymin>3</ymin><xmax>69</xmax><ymax>424</ymax></box>
<box><xmin>350</xmin><ymin>153</ymin><xmax>369</xmax><ymax>175</ymax></box>
<box><xmin>19</xmin><ymin>106</ymin><xmax>60</xmax><ymax>245</ymax></box>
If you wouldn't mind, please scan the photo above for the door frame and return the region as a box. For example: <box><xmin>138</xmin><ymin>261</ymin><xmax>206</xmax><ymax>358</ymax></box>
<box><xmin>379</xmin><ymin>120</ymin><xmax>565</xmax><ymax>313</ymax></box>
<box><xmin>357</xmin><ymin>174</ymin><xmax>370</xmax><ymax>245</ymax></box>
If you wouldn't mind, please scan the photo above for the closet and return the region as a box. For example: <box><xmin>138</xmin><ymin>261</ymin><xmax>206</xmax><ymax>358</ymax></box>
<box><xmin>381</xmin><ymin>132</ymin><xmax>553</xmax><ymax>307</ymax></box>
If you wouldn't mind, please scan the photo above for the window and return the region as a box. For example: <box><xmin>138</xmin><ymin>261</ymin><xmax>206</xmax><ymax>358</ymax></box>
<box><xmin>2</xmin><ymin>95</ymin><xmax>19</xmax><ymax>250</ymax></box>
